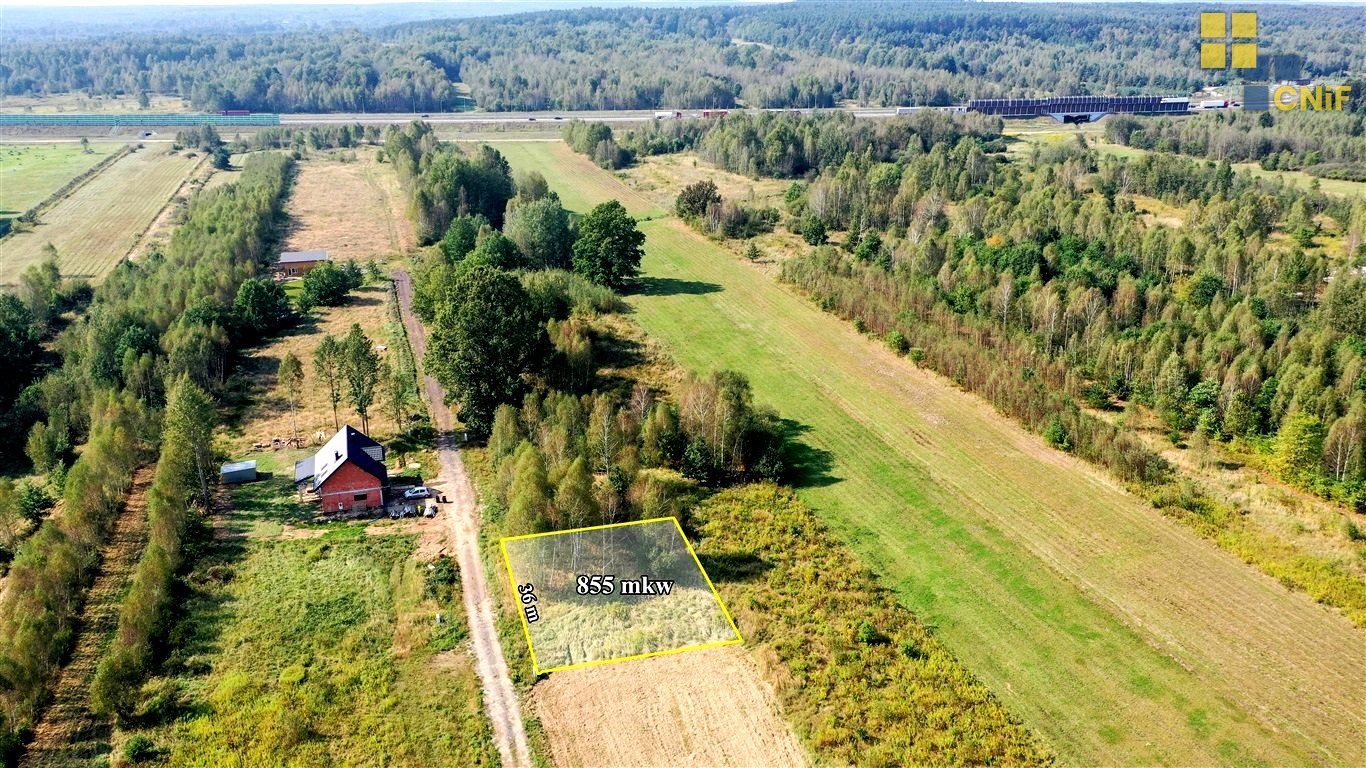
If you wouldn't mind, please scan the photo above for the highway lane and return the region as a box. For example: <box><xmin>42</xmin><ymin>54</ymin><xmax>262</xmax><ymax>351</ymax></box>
<box><xmin>278</xmin><ymin>106</ymin><xmax>917</xmax><ymax>125</ymax></box>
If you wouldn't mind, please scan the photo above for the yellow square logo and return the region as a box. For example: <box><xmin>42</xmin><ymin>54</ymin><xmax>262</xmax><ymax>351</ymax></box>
<box><xmin>1201</xmin><ymin>42</ymin><xmax>1227</xmax><ymax>69</ymax></box>
<box><xmin>1200</xmin><ymin>12</ymin><xmax>1227</xmax><ymax>38</ymax></box>
<box><xmin>1230</xmin><ymin>12</ymin><xmax>1257</xmax><ymax>38</ymax></box>
<box><xmin>1231</xmin><ymin>42</ymin><xmax>1258</xmax><ymax>69</ymax></box>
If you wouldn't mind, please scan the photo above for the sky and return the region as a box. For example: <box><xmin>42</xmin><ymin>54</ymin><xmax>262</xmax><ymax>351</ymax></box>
<box><xmin>3</xmin><ymin>0</ymin><xmax>775</xmax><ymax>7</ymax></box>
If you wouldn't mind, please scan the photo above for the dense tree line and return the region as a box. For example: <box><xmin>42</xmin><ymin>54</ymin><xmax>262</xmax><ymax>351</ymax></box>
<box><xmin>5</xmin><ymin>4</ymin><xmax>1361</xmax><ymax>113</ymax></box>
<box><xmin>572</xmin><ymin>111</ymin><xmax>1004</xmax><ymax>180</ymax></box>
<box><xmin>385</xmin><ymin>121</ymin><xmax>516</xmax><ymax>243</ymax></box>
<box><xmin>393</xmin><ymin>125</ymin><xmax>648</xmax><ymax>435</ymax></box>
<box><xmin>0</xmin><ymin>154</ymin><xmax>294</xmax><ymax>755</ymax></box>
<box><xmin>1107</xmin><ymin>109</ymin><xmax>1366</xmax><ymax>178</ymax></box>
<box><xmin>488</xmin><ymin>371</ymin><xmax>786</xmax><ymax>538</ymax></box>
<box><xmin>768</xmin><ymin>133</ymin><xmax>1365</xmax><ymax>508</ymax></box>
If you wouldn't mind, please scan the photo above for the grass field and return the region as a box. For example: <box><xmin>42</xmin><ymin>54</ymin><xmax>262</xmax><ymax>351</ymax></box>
<box><xmin>494</xmin><ymin>141</ymin><xmax>1366</xmax><ymax>767</ymax></box>
<box><xmin>0</xmin><ymin>142</ymin><xmax>122</xmax><ymax>214</ymax></box>
<box><xmin>0</xmin><ymin>92</ymin><xmax>190</xmax><ymax>114</ymax></box>
<box><xmin>0</xmin><ymin>147</ymin><xmax>200</xmax><ymax>286</ymax></box>
<box><xmin>618</xmin><ymin>151</ymin><xmax>791</xmax><ymax>213</ymax></box>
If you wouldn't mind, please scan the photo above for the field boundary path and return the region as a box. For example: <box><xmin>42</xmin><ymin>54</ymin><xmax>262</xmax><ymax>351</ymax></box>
<box><xmin>21</xmin><ymin>468</ymin><xmax>153</xmax><ymax>768</ymax></box>
<box><xmin>394</xmin><ymin>269</ymin><xmax>532</xmax><ymax>768</ymax></box>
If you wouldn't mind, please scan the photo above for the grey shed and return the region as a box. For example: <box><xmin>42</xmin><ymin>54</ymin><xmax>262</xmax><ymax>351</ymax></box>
<box><xmin>220</xmin><ymin>460</ymin><xmax>258</xmax><ymax>484</ymax></box>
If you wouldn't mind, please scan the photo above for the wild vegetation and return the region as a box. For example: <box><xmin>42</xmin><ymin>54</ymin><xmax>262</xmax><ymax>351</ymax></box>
<box><xmin>696</xmin><ymin>484</ymin><xmax>1050</xmax><ymax>766</ymax></box>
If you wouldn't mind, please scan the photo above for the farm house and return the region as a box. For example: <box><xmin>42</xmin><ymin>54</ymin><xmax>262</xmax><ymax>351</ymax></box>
<box><xmin>294</xmin><ymin>425</ymin><xmax>388</xmax><ymax>513</ymax></box>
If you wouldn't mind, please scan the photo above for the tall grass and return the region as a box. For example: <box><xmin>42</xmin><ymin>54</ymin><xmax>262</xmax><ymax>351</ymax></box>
<box><xmin>694</xmin><ymin>484</ymin><xmax>1053</xmax><ymax>767</ymax></box>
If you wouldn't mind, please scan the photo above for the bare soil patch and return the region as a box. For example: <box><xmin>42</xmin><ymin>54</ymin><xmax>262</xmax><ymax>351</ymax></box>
<box><xmin>534</xmin><ymin>646</ymin><xmax>809</xmax><ymax>768</ymax></box>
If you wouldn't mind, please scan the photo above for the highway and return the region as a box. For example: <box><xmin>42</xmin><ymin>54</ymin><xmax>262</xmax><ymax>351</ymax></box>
<box><xmin>278</xmin><ymin>106</ymin><xmax>914</xmax><ymax>126</ymax></box>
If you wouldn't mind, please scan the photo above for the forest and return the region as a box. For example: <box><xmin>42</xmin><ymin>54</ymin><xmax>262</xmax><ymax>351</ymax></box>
<box><xmin>3</xmin><ymin>3</ymin><xmax>1363</xmax><ymax>113</ymax></box>
<box><xmin>1107</xmin><ymin>104</ymin><xmax>1366</xmax><ymax>180</ymax></box>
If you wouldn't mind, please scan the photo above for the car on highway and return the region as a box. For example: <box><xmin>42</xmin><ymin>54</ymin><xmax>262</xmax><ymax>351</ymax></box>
<box><xmin>403</xmin><ymin>486</ymin><xmax>432</xmax><ymax>499</ymax></box>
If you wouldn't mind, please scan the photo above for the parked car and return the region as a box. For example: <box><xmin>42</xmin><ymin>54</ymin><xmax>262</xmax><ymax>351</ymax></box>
<box><xmin>423</xmin><ymin>500</ymin><xmax>438</xmax><ymax>518</ymax></box>
<box><xmin>404</xmin><ymin>486</ymin><xmax>432</xmax><ymax>499</ymax></box>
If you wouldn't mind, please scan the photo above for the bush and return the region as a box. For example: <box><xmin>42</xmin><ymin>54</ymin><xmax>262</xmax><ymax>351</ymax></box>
<box><xmin>801</xmin><ymin>216</ymin><xmax>827</xmax><ymax>246</ymax></box>
<box><xmin>123</xmin><ymin>734</ymin><xmax>157</xmax><ymax>763</ymax></box>
<box><xmin>1043</xmin><ymin>416</ymin><xmax>1071</xmax><ymax>451</ymax></box>
<box><xmin>300</xmin><ymin>261</ymin><xmax>362</xmax><ymax>308</ymax></box>
<box><xmin>885</xmin><ymin>330</ymin><xmax>909</xmax><ymax>355</ymax></box>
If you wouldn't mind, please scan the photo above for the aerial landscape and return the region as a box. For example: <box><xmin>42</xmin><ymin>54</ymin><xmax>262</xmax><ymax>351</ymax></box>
<box><xmin>0</xmin><ymin>1</ymin><xmax>1363</xmax><ymax>767</ymax></box>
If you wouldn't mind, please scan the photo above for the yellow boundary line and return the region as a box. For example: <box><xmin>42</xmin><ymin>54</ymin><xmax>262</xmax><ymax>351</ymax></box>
<box><xmin>499</xmin><ymin>516</ymin><xmax>743</xmax><ymax>675</ymax></box>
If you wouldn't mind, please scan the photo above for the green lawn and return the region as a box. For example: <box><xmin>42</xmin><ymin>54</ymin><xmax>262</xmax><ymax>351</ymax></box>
<box><xmin>492</xmin><ymin>140</ymin><xmax>1365</xmax><ymax>767</ymax></box>
<box><xmin>0</xmin><ymin>142</ymin><xmax>121</xmax><ymax>214</ymax></box>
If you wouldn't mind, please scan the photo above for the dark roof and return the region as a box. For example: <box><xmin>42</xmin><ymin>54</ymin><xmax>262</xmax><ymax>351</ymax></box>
<box><xmin>278</xmin><ymin>250</ymin><xmax>329</xmax><ymax>264</ymax></box>
<box><xmin>294</xmin><ymin>426</ymin><xmax>387</xmax><ymax>491</ymax></box>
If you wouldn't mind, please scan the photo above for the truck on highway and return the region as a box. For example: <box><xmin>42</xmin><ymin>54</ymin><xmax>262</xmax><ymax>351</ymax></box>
<box><xmin>654</xmin><ymin>110</ymin><xmax>683</xmax><ymax>119</ymax></box>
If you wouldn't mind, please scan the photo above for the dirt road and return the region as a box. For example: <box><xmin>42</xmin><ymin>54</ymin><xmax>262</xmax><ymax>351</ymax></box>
<box><xmin>394</xmin><ymin>269</ymin><xmax>532</xmax><ymax>768</ymax></box>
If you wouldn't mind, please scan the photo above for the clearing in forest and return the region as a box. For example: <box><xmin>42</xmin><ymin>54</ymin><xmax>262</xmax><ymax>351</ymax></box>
<box><xmin>493</xmin><ymin>140</ymin><xmax>1366</xmax><ymax>768</ymax></box>
<box><xmin>282</xmin><ymin>147</ymin><xmax>415</xmax><ymax>261</ymax></box>
<box><xmin>0</xmin><ymin>142</ymin><xmax>122</xmax><ymax>214</ymax></box>
<box><xmin>501</xmin><ymin>518</ymin><xmax>740</xmax><ymax>673</ymax></box>
<box><xmin>0</xmin><ymin>147</ymin><xmax>199</xmax><ymax>286</ymax></box>
<box><xmin>618</xmin><ymin>151</ymin><xmax>790</xmax><ymax>213</ymax></box>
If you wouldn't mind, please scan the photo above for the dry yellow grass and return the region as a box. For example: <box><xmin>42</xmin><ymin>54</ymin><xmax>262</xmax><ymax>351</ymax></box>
<box><xmin>1105</xmin><ymin>405</ymin><xmax>1366</xmax><ymax>579</ymax></box>
<box><xmin>534</xmin><ymin>646</ymin><xmax>809</xmax><ymax>768</ymax></box>
<box><xmin>619</xmin><ymin>151</ymin><xmax>791</xmax><ymax>212</ymax></box>
<box><xmin>225</xmin><ymin>284</ymin><xmax>395</xmax><ymax>456</ymax></box>
<box><xmin>0</xmin><ymin>146</ymin><xmax>200</xmax><ymax>286</ymax></box>
<box><xmin>283</xmin><ymin>147</ymin><xmax>415</xmax><ymax>261</ymax></box>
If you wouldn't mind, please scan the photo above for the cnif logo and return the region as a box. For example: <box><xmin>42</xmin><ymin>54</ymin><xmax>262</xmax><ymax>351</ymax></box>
<box><xmin>1200</xmin><ymin>11</ymin><xmax>1351</xmax><ymax>112</ymax></box>
<box><xmin>1199</xmin><ymin>11</ymin><xmax>1257</xmax><ymax>69</ymax></box>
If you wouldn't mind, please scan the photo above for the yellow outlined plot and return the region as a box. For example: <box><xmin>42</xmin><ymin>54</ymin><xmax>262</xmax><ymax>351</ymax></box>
<box><xmin>500</xmin><ymin>517</ymin><xmax>742</xmax><ymax>674</ymax></box>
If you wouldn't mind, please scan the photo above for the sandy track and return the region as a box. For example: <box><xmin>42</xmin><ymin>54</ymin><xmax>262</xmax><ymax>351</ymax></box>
<box><xmin>395</xmin><ymin>269</ymin><xmax>532</xmax><ymax>768</ymax></box>
<box><xmin>535</xmin><ymin>646</ymin><xmax>810</xmax><ymax>768</ymax></box>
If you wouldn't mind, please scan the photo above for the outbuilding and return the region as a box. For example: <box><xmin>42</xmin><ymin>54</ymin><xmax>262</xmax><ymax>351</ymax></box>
<box><xmin>275</xmin><ymin>250</ymin><xmax>330</xmax><ymax>276</ymax></box>
<box><xmin>220</xmin><ymin>460</ymin><xmax>258</xmax><ymax>484</ymax></box>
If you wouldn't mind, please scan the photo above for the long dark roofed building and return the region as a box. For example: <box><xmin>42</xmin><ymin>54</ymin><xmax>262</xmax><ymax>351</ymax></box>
<box><xmin>968</xmin><ymin>95</ymin><xmax>1190</xmax><ymax>123</ymax></box>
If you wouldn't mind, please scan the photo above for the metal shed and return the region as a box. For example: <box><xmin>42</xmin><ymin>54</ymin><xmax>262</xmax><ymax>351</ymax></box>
<box><xmin>220</xmin><ymin>460</ymin><xmax>258</xmax><ymax>484</ymax></box>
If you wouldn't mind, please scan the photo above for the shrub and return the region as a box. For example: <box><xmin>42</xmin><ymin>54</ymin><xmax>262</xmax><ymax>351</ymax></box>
<box><xmin>1043</xmin><ymin>416</ymin><xmax>1071</xmax><ymax>451</ymax></box>
<box><xmin>885</xmin><ymin>330</ymin><xmax>909</xmax><ymax>355</ymax></box>
<box><xmin>123</xmin><ymin>734</ymin><xmax>156</xmax><ymax>763</ymax></box>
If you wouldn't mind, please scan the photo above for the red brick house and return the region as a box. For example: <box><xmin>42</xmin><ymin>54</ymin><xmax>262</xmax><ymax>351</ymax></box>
<box><xmin>294</xmin><ymin>426</ymin><xmax>387</xmax><ymax>513</ymax></box>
